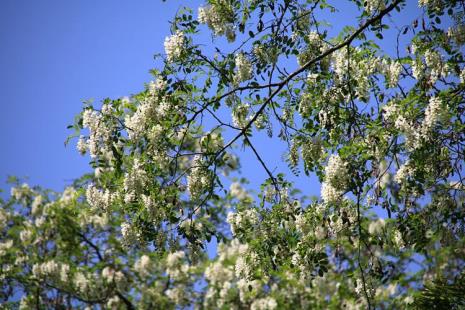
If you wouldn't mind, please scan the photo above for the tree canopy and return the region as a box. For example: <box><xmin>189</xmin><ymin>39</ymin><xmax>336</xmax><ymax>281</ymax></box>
<box><xmin>1</xmin><ymin>0</ymin><xmax>465</xmax><ymax>309</ymax></box>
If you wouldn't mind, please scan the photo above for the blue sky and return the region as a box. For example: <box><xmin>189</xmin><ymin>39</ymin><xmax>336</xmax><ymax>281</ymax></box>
<box><xmin>0</xmin><ymin>0</ymin><xmax>423</xmax><ymax>197</ymax></box>
<box><xmin>0</xmin><ymin>0</ymin><xmax>200</xmax><ymax>190</ymax></box>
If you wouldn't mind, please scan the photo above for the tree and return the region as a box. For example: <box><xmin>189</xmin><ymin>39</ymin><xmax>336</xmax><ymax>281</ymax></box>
<box><xmin>1</xmin><ymin>0</ymin><xmax>465</xmax><ymax>308</ymax></box>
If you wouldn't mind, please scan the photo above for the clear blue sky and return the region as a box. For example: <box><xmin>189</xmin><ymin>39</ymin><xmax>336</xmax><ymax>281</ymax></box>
<box><xmin>0</xmin><ymin>0</ymin><xmax>200</xmax><ymax>190</ymax></box>
<box><xmin>0</xmin><ymin>0</ymin><xmax>423</xmax><ymax>196</ymax></box>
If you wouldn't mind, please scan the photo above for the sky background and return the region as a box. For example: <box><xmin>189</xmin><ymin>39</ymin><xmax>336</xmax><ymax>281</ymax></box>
<box><xmin>0</xmin><ymin>0</ymin><xmax>424</xmax><ymax>198</ymax></box>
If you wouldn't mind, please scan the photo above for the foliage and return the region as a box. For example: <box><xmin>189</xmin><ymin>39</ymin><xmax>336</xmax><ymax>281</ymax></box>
<box><xmin>1</xmin><ymin>0</ymin><xmax>465</xmax><ymax>309</ymax></box>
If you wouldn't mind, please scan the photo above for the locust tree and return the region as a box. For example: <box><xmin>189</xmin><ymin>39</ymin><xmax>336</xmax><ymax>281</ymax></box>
<box><xmin>2</xmin><ymin>0</ymin><xmax>465</xmax><ymax>308</ymax></box>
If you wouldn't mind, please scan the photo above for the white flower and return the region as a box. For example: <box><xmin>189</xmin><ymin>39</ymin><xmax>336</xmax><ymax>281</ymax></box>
<box><xmin>198</xmin><ymin>5</ymin><xmax>235</xmax><ymax>41</ymax></box>
<box><xmin>393</xmin><ymin>229</ymin><xmax>404</xmax><ymax>249</ymax></box>
<box><xmin>121</xmin><ymin>221</ymin><xmax>136</xmax><ymax>245</ymax></box>
<box><xmin>230</xmin><ymin>182</ymin><xmax>249</xmax><ymax>200</ymax></box>
<box><xmin>0</xmin><ymin>240</ymin><xmax>13</xmax><ymax>256</ymax></box>
<box><xmin>164</xmin><ymin>30</ymin><xmax>185</xmax><ymax>62</ymax></box>
<box><xmin>424</xmin><ymin>50</ymin><xmax>442</xmax><ymax>83</ymax></box>
<box><xmin>321</xmin><ymin>181</ymin><xmax>342</xmax><ymax>205</ymax></box>
<box><xmin>148</xmin><ymin>77</ymin><xmax>167</xmax><ymax>94</ymax></box>
<box><xmin>77</xmin><ymin>135</ymin><xmax>87</xmax><ymax>154</ymax></box>
<box><xmin>394</xmin><ymin>161</ymin><xmax>414</xmax><ymax>184</ymax></box>
<box><xmin>232</xmin><ymin>103</ymin><xmax>249</xmax><ymax>128</ymax></box>
<box><xmin>315</xmin><ymin>226</ymin><xmax>326</xmax><ymax>240</ymax></box>
<box><xmin>107</xmin><ymin>295</ymin><xmax>120</xmax><ymax>308</ymax></box>
<box><xmin>205</xmin><ymin>261</ymin><xmax>233</xmax><ymax>284</ymax></box>
<box><xmin>234</xmin><ymin>256</ymin><xmax>249</xmax><ymax>278</ymax></box>
<box><xmin>321</xmin><ymin>154</ymin><xmax>348</xmax><ymax>204</ymax></box>
<box><xmin>421</xmin><ymin>96</ymin><xmax>444</xmax><ymax>137</ymax></box>
<box><xmin>123</xmin><ymin>158</ymin><xmax>149</xmax><ymax>203</ymax></box>
<box><xmin>251</xmin><ymin>297</ymin><xmax>278</xmax><ymax>310</ymax></box>
<box><xmin>86</xmin><ymin>184</ymin><xmax>115</xmax><ymax>211</ymax></box>
<box><xmin>60</xmin><ymin>264</ymin><xmax>70</xmax><ymax>282</ymax></box>
<box><xmin>227</xmin><ymin>209</ymin><xmax>258</xmax><ymax>236</ymax></box>
<box><xmin>404</xmin><ymin>295</ymin><xmax>414</xmax><ymax>304</ymax></box>
<box><xmin>368</xmin><ymin>218</ymin><xmax>385</xmax><ymax>235</ymax></box>
<box><xmin>365</xmin><ymin>0</ymin><xmax>385</xmax><ymax>14</ymax></box>
<box><xmin>102</xmin><ymin>266</ymin><xmax>115</xmax><ymax>282</ymax></box>
<box><xmin>387</xmin><ymin>61</ymin><xmax>402</xmax><ymax>88</ymax></box>
<box><xmin>74</xmin><ymin>272</ymin><xmax>88</xmax><ymax>292</ymax></box>
<box><xmin>325</xmin><ymin>154</ymin><xmax>348</xmax><ymax>187</ymax></box>
<box><xmin>124</xmin><ymin>100</ymin><xmax>154</xmax><ymax>140</ymax></box>
<box><xmin>234</xmin><ymin>53</ymin><xmax>252</xmax><ymax>83</ymax></box>
<box><xmin>20</xmin><ymin>229</ymin><xmax>33</xmax><ymax>243</ymax></box>
<box><xmin>412</xmin><ymin>59</ymin><xmax>424</xmax><ymax>80</ymax></box>
<box><xmin>166</xmin><ymin>251</ymin><xmax>185</xmax><ymax>268</ymax></box>
<box><xmin>61</xmin><ymin>186</ymin><xmax>76</xmax><ymax>203</ymax></box>
<box><xmin>355</xmin><ymin>278</ymin><xmax>364</xmax><ymax>295</ymax></box>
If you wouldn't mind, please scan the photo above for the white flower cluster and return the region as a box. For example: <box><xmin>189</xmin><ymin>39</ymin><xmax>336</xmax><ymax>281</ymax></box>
<box><xmin>375</xmin><ymin>283</ymin><xmax>398</xmax><ymax>300</ymax></box>
<box><xmin>166</xmin><ymin>286</ymin><xmax>187</xmax><ymax>305</ymax></box>
<box><xmin>235</xmin><ymin>251</ymin><xmax>259</xmax><ymax>280</ymax></box>
<box><xmin>447</xmin><ymin>24</ymin><xmax>465</xmax><ymax>46</ymax></box>
<box><xmin>393</xmin><ymin>229</ymin><xmax>404</xmax><ymax>249</ymax></box>
<box><xmin>164</xmin><ymin>30</ymin><xmax>185</xmax><ymax>62</ymax></box>
<box><xmin>0</xmin><ymin>209</ymin><xmax>7</xmax><ymax>231</ymax></box>
<box><xmin>380</xmin><ymin>59</ymin><xmax>402</xmax><ymax>88</ymax></box>
<box><xmin>234</xmin><ymin>53</ymin><xmax>252</xmax><ymax>84</ymax></box>
<box><xmin>74</xmin><ymin>271</ymin><xmax>91</xmax><ymax>293</ymax></box>
<box><xmin>227</xmin><ymin>209</ymin><xmax>259</xmax><ymax>235</ymax></box>
<box><xmin>200</xmin><ymin>131</ymin><xmax>224</xmax><ymax>152</ymax></box>
<box><xmin>20</xmin><ymin>227</ymin><xmax>33</xmax><ymax>243</ymax></box>
<box><xmin>80</xmin><ymin>108</ymin><xmax>113</xmax><ymax>159</ymax></box>
<box><xmin>134</xmin><ymin>255</ymin><xmax>152</xmax><ymax>277</ymax></box>
<box><xmin>418</xmin><ymin>0</ymin><xmax>441</xmax><ymax>7</ymax></box>
<box><xmin>301</xmin><ymin>139</ymin><xmax>323</xmax><ymax>170</ymax></box>
<box><xmin>424</xmin><ymin>50</ymin><xmax>446</xmax><ymax>84</ymax></box>
<box><xmin>253</xmin><ymin>44</ymin><xmax>277</xmax><ymax>65</ymax></box>
<box><xmin>166</xmin><ymin>250</ymin><xmax>189</xmax><ymax>279</ymax></box>
<box><xmin>124</xmin><ymin>100</ymin><xmax>154</xmax><ymax>140</ymax></box>
<box><xmin>421</xmin><ymin>96</ymin><xmax>444</xmax><ymax>137</ymax></box>
<box><xmin>198</xmin><ymin>4</ymin><xmax>235</xmax><ymax>42</ymax></box>
<box><xmin>203</xmin><ymin>240</ymin><xmax>249</xmax><ymax>308</ymax></box>
<box><xmin>229</xmin><ymin>182</ymin><xmax>250</xmax><ymax>201</ymax></box>
<box><xmin>31</xmin><ymin>195</ymin><xmax>43</xmax><ymax>215</ymax></box>
<box><xmin>0</xmin><ymin>239</ymin><xmax>13</xmax><ymax>256</ymax></box>
<box><xmin>106</xmin><ymin>296</ymin><xmax>121</xmax><ymax>308</ymax></box>
<box><xmin>365</xmin><ymin>0</ymin><xmax>386</xmax><ymax>15</ymax></box>
<box><xmin>60</xmin><ymin>186</ymin><xmax>77</xmax><ymax>204</ymax></box>
<box><xmin>368</xmin><ymin>218</ymin><xmax>385</xmax><ymax>235</ymax></box>
<box><xmin>321</xmin><ymin>154</ymin><xmax>349</xmax><ymax>205</ymax></box>
<box><xmin>251</xmin><ymin>297</ymin><xmax>278</xmax><ymax>310</ymax></box>
<box><xmin>101</xmin><ymin>266</ymin><xmax>115</xmax><ymax>282</ymax></box>
<box><xmin>383</xmin><ymin>102</ymin><xmax>422</xmax><ymax>151</ymax></box>
<box><xmin>232</xmin><ymin>103</ymin><xmax>250</xmax><ymax>128</ymax></box>
<box><xmin>83</xmin><ymin>213</ymin><xmax>108</xmax><ymax>229</ymax></box>
<box><xmin>332</xmin><ymin>48</ymin><xmax>379</xmax><ymax>100</ymax></box>
<box><xmin>123</xmin><ymin>158</ymin><xmax>149</xmax><ymax>203</ymax></box>
<box><xmin>148</xmin><ymin>77</ymin><xmax>167</xmax><ymax>95</ymax></box>
<box><xmin>121</xmin><ymin>221</ymin><xmax>140</xmax><ymax>246</ymax></box>
<box><xmin>86</xmin><ymin>184</ymin><xmax>115</xmax><ymax>211</ymax></box>
<box><xmin>205</xmin><ymin>261</ymin><xmax>234</xmax><ymax>285</ymax></box>
<box><xmin>187</xmin><ymin>155</ymin><xmax>211</xmax><ymax>199</ymax></box>
<box><xmin>254</xmin><ymin>113</ymin><xmax>268</xmax><ymax>130</ymax></box>
<box><xmin>354</xmin><ymin>278</ymin><xmax>364</xmax><ymax>295</ymax></box>
<box><xmin>32</xmin><ymin>261</ymin><xmax>70</xmax><ymax>282</ymax></box>
<box><xmin>411</xmin><ymin>58</ymin><xmax>424</xmax><ymax>80</ymax></box>
<box><xmin>394</xmin><ymin>161</ymin><xmax>415</xmax><ymax>184</ymax></box>
<box><xmin>10</xmin><ymin>183</ymin><xmax>32</xmax><ymax>201</ymax></box>
<box><xmin>332</xmin><ymin>49</ymin><xmax>348</xmax><ymax>81</ymax></box>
